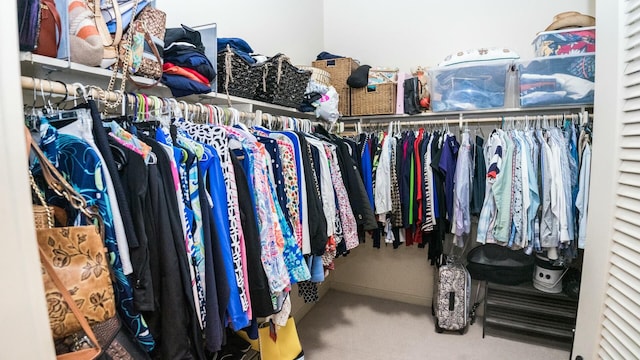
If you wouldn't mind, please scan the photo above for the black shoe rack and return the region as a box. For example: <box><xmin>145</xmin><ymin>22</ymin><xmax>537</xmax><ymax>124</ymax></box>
<box><xmin>482</xmin><ymin>281</ymin><xmax>579</xmax><ymax>351</ymax></box>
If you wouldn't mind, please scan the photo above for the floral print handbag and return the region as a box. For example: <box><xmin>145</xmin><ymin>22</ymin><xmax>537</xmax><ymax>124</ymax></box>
<box><xmin>30</xmin><ymin>136</ymin><xmax>116</xmax><ymax>341</ymax></box>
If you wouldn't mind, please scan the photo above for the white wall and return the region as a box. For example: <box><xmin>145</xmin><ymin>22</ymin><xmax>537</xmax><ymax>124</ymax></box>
<box><xmin>155</xmin><ymin>0</ymin><xmax>325</xmax><ymax>66</ymax></box>
<box><xmin>323</xmin><ymin>0</ymin><xmax>595</xmax><ymax>73</ymax></box>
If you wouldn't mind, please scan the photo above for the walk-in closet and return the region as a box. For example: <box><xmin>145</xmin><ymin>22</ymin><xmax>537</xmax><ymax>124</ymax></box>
<box><xmin>2</xmin><ymin>0</ymin><xmax>636</xmax><ymax>360</ymax></box>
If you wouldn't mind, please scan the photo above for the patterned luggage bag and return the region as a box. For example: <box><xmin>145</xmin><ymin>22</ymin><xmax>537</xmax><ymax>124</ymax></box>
<box><xmin>433</xmin><ymin>258</ymin><xmax>471</xmax><ymax>334</ymax></box>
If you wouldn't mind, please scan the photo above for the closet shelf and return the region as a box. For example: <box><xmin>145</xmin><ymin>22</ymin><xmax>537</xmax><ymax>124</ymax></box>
<box><xmin>20</xmin><ymin>52</ymin><xmax>316</xmax><ymax>120</ymax></box>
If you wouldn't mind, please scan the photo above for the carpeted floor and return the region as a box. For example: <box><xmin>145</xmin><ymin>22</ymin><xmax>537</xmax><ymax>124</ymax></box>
<box><xmin>297</xmin><ymin>290</ymin><xmax>570</xmax><ymax>360</ymax></box>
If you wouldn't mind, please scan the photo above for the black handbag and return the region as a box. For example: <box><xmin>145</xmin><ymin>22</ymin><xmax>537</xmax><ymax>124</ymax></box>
<box><xmin>466</xmin><ymin>244</ymin><xmax>535</xmax><ymax>285</ymax></box>
<box><xmin>18</xmin><ymin>0</ymin><xmax>41</xmax><ymax>52</ymax></box>
<box><xmin>403</xmin><ymin>77</ymin><xmax>421</xmax><ymax>115</ymax></box>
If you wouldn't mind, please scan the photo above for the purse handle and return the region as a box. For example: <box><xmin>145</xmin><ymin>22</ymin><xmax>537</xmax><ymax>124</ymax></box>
<box><xmin>92</xmin><ymin>0</ymin><xmax>123</xmax><ymax>48</ymax></box>
<box><xmin>40</xmin><ymin>248</ymin><xmax>102</xmax><ymax>360</ymax></box>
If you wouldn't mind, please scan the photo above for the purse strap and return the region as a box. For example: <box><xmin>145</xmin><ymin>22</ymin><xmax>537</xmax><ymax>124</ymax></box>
<box><xmin>92</xmin><ymin>0</ymin><xmax>122</xmax><ymax>48</ymax></box>
<box><xmin>29</xmin><ymin>136</ymin><xmax>102</xmax><ymax>225</ymax></box>
<box><xmin>30</xmin><ymin>169</ymin><xmax>54</xmax><ymax>228</ymax></box>
<box><xmin>40</xmin><ymin>248</ymin><xmax>102</xmax><ymax>360</ymax></box>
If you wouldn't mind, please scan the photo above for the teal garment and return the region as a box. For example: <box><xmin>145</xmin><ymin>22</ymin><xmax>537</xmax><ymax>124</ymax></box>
<box><xmin>491</xmin><ymin>131</ymin><xmax>515</xmax><ymax>244</ymax></box>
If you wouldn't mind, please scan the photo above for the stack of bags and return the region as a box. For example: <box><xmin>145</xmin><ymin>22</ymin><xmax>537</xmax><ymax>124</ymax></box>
<box><xmin>162</xmin><ymin>25</ymin><xmax>216</xmax><ymax>97</ymax></box>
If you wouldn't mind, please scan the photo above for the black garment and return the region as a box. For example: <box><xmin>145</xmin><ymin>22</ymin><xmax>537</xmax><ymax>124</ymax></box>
<box><xmin>87</xmin><ymin>100</ymin><xmax>154</xmax><ymax>312</ymax></box>
<box><xmin>141</xmin><ymin>136</ymin><xmax>206</xmax><ymax>360</ymax></box>
<box><xmin>107</xmin><ymin>138</ymin><xmax>155</xmax><ymax>312</ymax></box>
<box><xmin>164</xmin><ymin>25</ymin><xmax>206</xmax><ymax>55</ymax></box>
<box><xmin>310</xmin><ymin>144</ymin><xmax>322</xmax><ymax>195</ymax></box>
<box><xmin>332</xmin><ymin>137</ymin><xmax>377</xmax><ymax>231</ymax></box>
<box><xmin>230</xmin><ymin>152</ymin><xmax>274</xmax><ymax>318</ymax></box>
<box><xmin>429</xmin><ymin>133</ymin><xmax>447</xmax><ymax>266</ymax></box>
<box><xmin>343</xmin><ymin>138</ymin><xmax>362</xmax><ymax>176</ymax></box>
<box><xmin>295</xmin><ymin>132</ymin><xmax>328</xmax><ymax>256</ymax></box>
<box><xmin>198</xmin><ymin>162</ymin><xmax>225</xmax><ymax>353</ymax></box>
<box><xmin>470</xmin><ymin>136</ymin><xmax>486</xmax><ymax>216</ymax></box>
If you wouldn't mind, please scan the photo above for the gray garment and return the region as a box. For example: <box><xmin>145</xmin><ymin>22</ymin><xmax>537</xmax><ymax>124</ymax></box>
<box><xmin>537</xmin><ymin>130</ymin><xmax>558</xmax><ymax>248</ymax></box>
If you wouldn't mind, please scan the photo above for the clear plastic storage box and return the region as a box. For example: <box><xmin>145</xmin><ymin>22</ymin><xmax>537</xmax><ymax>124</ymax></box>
<box><xmin>518</xmin><ymin>53</ymin><xmax>595</xmax><ymax>107</ymax></box>
<box><xmin>428</xmin><ymin>60</ymin><xmax>516</xmax><ymax>112</ymax></box>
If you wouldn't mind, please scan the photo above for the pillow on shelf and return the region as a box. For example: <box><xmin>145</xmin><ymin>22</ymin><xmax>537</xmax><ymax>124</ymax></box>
<box><xmin>439</xmin><ymin>48</ymin><xmax>520</xmax><ymax>67</ymax></box>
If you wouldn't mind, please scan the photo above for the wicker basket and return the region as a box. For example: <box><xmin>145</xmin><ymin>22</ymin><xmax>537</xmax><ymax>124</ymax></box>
<box><xmin>255</xmin><ymin>54</ymin><xmax>312</xmax><ymax>108</ymax></box>
<box><xmin>337</xmin><ymin>87</ymin><xmax>351</xmax><ymax>116</ymax></box>
<box><xmin>351</xmin><ymin>82</ymin><xmax>397</xmax><ymax>116</ymax></box>
<box><xmin>312</xmin><ymin>57</ymin><xmax>359</xmax><ymax>89</ymax></box>
<box><xmin>297</xmin><ymin>66</ymin><xmax>331</xmax><ymax>87</ymax></box>
<box><xmin>217</xmin><ymin>46</ymin><xmax>264</xmax><ymax>99</ymax></box>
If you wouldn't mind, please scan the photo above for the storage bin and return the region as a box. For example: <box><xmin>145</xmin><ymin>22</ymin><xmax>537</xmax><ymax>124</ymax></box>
<box><xmin>533</xmin><ymin>27</ymin><xmax>595</xmax><ymax>57</ymax></box>
<box><xmin>297</xmin><ymin>66</ymin><xmax>331</xmax><ymax>87</ymax></box>
<box><xmin>369</xmin><ymin>67</ymin><xmax>399</xmax><ymax>84</ymax></box>
<box><xmin>217</xmin><ymin>46</ymin><xmax>264</xmax><ymax>99</ymax></box>
<box><xmin>518</xmin><ymin>53</ymin><xmax>595</xmax><ymax>107</ymax></box>
<box><xmin>337</xmin><ymin>86</ymin><xmax>351</xmax><ymax>116</ymax></box>
<box><xmin>312</xmin><ymin>57</ymin><xmax>359</xmax><ymax>89</ymax></box>
<box><xmin>428</xmin><ymin>60</ymin><xmax>514</xmax><ymax>112</ymax></box>
<box><xmin>254</xmin><ymin>54</ymin><xmax>312</xmax><ymax>108</ymax></box>
<box><xmin>350</xmin><ymin>82</ymin><xmax>396</xmax><ymax>116</ymax></box>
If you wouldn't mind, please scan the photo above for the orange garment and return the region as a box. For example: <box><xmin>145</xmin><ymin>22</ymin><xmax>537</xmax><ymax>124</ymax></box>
<box><xmin>163</xmin><ymin>62</ymin><xmax>210</xmax><ymax>86</ymax></box>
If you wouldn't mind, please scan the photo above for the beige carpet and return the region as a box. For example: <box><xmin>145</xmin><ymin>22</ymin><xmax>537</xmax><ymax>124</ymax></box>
<box><xmin>296</xmin><ymin>290</ymin><xmax>570</xmax><ymax>360</ymax></box>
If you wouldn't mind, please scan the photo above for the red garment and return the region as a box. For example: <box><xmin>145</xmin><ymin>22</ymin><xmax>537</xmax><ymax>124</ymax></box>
<box><xmin>163</xmin><ymin>62</ymin><xmax>210</xmax><ymax>86</ymax></box>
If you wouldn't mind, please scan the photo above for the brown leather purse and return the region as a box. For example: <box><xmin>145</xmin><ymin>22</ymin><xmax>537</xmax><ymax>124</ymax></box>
<box><xmin>34</xmin><ymin>0</ymin><xmax>62</xmax><ymax>57</ymax></box>
<box><xmin>29</xmin><ymin>136</ymin><xmax>116</xmax><ymax>344</ymax></box>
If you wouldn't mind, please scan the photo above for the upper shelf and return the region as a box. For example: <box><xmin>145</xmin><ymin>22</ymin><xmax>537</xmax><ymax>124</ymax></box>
<box><xmin>19</xmin><ymin>52</ymin><xmax>316</xmax><ymax>119</ymax></box>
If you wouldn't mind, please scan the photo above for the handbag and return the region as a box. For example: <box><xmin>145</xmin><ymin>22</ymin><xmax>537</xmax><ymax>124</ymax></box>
<box><xmin>119</xmin><ymin>5</ymin><xmax>165</xmax><ymax>81</ymax></box>
<box><xmin>86</xmin><ymin>0</ymin><xmax>123</xmax><ymax>68</ymax></box>
<box><xmin>34</xmin><ymin>0</ymin><xmax>62</xmax><ymax>57</ymax></box>
<box><xmin>40</xmin><ymin>248</ymin><xmax>102</xmax><ymax>360</ymax></box>
<box><xmin>29</xmin><ymin>137</ymin><xmax>117</xmax><ymax>340</ymax></box>
<box><xmin>258</xmin><ymin>317</ymin><xmax>303</xmax><ymax>360</ymax></box>
<box><xmin>18</xmin><ymin>0</ymin><xmax>41</xmax><ymax>52</ymax></box>
<box><xmin>403</xmin><ymin>77</ymin><xmax>424</xmax><ymax>115</ymax></box>
<box><xmin>68</xmin><ymin>0</ymin><xmax>104</xmax><ymax>66</ymax></box>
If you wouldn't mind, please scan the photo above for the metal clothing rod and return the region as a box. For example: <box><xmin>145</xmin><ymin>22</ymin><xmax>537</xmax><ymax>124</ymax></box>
<box><xmin>20</xmin><ymin>76</ymin><xmax>318</xmax><ymax>126</ymax></box>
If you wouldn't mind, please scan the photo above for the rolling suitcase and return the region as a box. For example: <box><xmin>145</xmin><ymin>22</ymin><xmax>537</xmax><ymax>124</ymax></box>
<box><xmin>432</xmin><ymin>257</ymin><xmax>471</xmax><ymax>334</ymax></box>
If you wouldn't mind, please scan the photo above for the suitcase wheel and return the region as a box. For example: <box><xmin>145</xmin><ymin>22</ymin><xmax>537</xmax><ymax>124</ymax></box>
<box><xmin>435</xmin><ymin>320</ymin><xmax>444</xmax><ymax>333</ymax></box>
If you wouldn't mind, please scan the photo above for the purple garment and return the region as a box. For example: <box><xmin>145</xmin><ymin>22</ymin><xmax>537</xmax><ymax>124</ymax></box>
<box><xmin>439</xmin><ymin>134</ymin><xmax>460</xmax><ymax>221</ymax></box>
